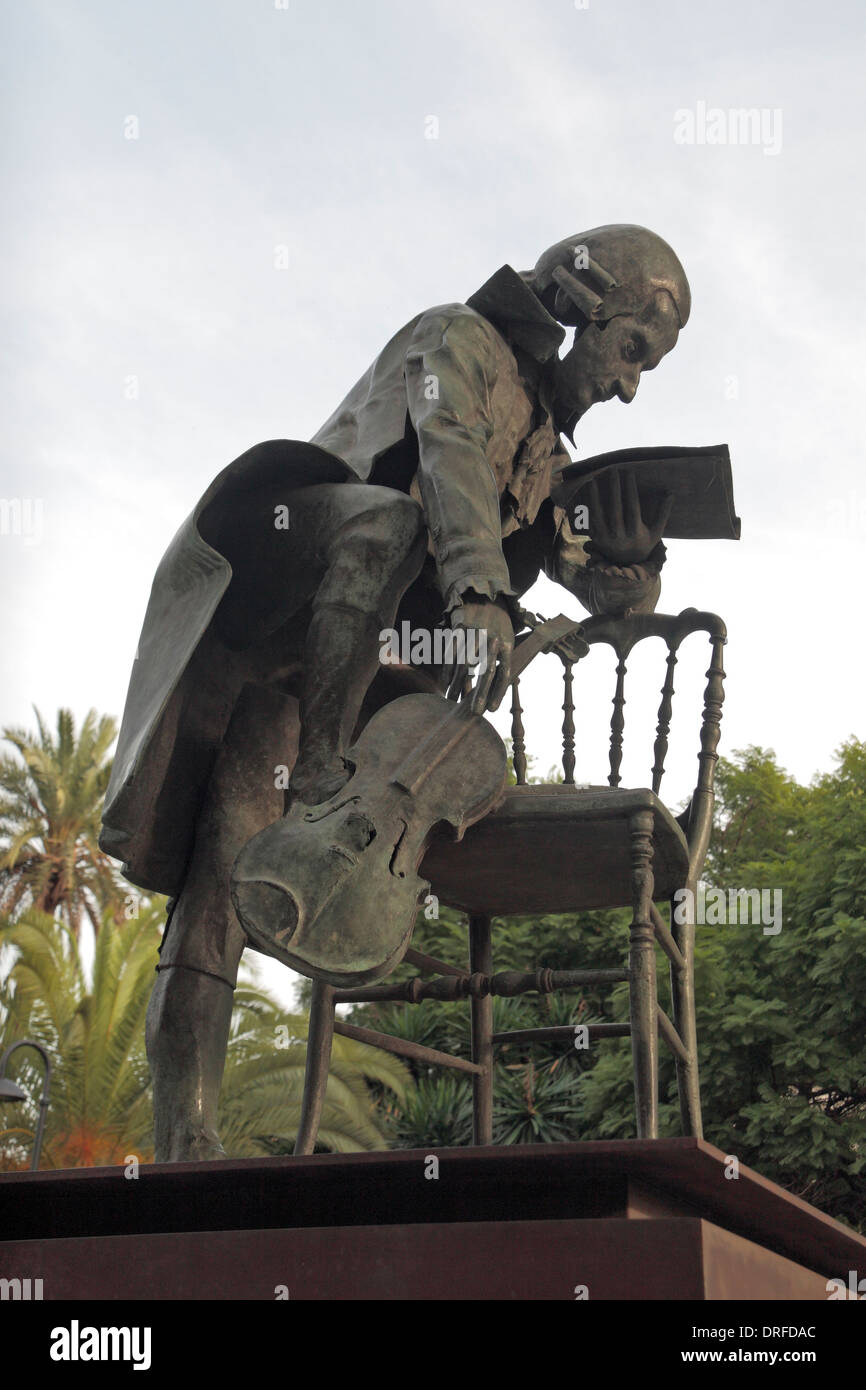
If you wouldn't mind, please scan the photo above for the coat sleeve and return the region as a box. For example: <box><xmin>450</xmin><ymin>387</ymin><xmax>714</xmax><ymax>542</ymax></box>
<box><xmin>404</xmin><ymin>308</ymin><xmax>516</xmax><ymax>613</ymax></box>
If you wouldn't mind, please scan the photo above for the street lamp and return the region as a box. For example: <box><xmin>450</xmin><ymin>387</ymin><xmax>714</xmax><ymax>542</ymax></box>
<box><xmin>0</xmin><ymin>1040</ymin><xmax>53</xmax><ymax>1170</ymax></box>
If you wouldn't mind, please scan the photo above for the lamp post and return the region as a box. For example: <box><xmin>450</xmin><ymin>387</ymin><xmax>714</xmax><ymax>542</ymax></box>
<box><xmin>0</xmin><ymin>1040</ymin><xmax>53</xmax><ymax>1170</ymax></box>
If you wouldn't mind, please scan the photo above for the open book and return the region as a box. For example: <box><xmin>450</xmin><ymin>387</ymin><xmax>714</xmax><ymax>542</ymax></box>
<box><xmin>550</xmin><ymin>443</ymin><xmax>741</xmax><ymax>541</ymax></box>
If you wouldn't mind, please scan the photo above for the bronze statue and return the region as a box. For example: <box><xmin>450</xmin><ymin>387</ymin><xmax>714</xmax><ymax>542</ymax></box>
<box><xmin>100</xmin><ymin>225</ymin><xmax>692</xmax><ymax>1161</ymax></box>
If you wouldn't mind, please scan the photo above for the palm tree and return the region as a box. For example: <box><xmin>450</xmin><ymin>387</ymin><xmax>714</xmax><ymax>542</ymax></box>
<box><xmin>0</xmin><ymin>708</ymin><xmax>120</xmax><ymax>936</ymax></box>
<box><xmin>219</xmin><ymin>988</ymin><xmax>413</xmax><ymax>1155</ymax></box>
<box><xmin>0</xmin><ymin>906</ymin><xmax>413</xmax><ymax>1167</ymax></box>
<box><xmin>0</xmin><ymin>905</ymin><xmax>158</xmax><ymax>1167</ymax></box>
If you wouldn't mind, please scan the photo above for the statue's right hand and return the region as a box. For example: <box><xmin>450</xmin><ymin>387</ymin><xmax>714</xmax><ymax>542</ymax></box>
<box><xmin>446</xmin><ymin>596</ymin><xmax>514</xmax><ymax>714</ymax></box>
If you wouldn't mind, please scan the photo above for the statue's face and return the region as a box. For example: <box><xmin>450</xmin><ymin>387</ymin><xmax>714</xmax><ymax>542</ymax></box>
<box><xmin>552</xmin><ymin>290</ymin><xmax>680</xmax><ymax>434</ymax></box>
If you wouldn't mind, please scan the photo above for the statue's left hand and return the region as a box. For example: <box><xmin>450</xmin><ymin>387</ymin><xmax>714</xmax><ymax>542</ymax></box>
<box><xmin>586</xmin><ymin>470</ymin><xmax>672</xmax><ymax>566</ymax></box>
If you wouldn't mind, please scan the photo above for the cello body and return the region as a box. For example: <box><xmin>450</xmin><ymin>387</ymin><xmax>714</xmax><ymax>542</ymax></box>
<box><xmin>230</xmin><ymin>693</ymin><xmax>507</xmax><ymax>986</ymax></box>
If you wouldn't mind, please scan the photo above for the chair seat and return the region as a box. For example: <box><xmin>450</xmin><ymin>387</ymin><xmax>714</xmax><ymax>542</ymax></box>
<box><xmin>420</xmin><ymin>784</ymin><xmax>690</xmax><ymax>915</ymax></box>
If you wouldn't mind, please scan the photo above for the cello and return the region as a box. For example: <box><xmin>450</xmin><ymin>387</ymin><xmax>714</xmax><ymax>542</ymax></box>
<box><xmin>230</xmin><ymin>615</ymin><xmax>585</xmax><ymax>987</ymax></box>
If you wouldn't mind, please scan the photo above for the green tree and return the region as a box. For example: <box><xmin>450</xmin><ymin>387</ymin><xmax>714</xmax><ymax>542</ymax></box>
<box><xmin>0</xmin><ymin>709</ymin><xmax>121</xmax><ymax>936</ymax></box>
<box><xmin>704</xmin><ymin>744</ymin><xmax>807</xmax><ymax>882</ymax></box>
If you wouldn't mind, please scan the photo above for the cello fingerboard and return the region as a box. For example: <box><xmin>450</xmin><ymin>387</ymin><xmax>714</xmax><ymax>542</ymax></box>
<box><xmin>389</xmin><ymin>699</ymin><xmax>478</xmax><ymax>797</ymax></box>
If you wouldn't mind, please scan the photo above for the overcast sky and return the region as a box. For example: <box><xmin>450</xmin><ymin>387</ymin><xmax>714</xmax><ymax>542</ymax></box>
<box><xmin>2</xmin><ymin>1</ymin><xmax>864</xmax><ymax>1000</ymax></box>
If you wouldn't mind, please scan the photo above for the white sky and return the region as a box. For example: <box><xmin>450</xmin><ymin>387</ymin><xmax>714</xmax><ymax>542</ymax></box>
<box><xmin>2</xmin><ymin>1</ymin><xmax>865</xmax><ymax>1003</ymax></box>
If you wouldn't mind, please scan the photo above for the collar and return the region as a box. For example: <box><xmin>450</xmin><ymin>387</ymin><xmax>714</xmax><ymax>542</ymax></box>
<box><xmin>466</xmin><ymin>264</ymin><xmax>566</xmax><ymax>364</ymax></box>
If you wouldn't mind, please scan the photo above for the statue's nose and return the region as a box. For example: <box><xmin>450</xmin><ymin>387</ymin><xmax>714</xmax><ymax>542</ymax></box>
<box><xmin>614</xmin><ymin>373</ymin><xmax>639</xmax><ymax>404</ymax></box>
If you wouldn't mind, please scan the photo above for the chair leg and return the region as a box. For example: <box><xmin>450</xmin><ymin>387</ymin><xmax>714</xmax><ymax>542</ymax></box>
<box><xmin>469</xmin><ymin>913</ymin><xmax>493</xmax><ymax>1146</ymax></box>
<box><xmin>294</xmin><ymin>980</ymin><xmax>335</xmax><ymax>1155</ymax></box>
<box><xmin>670</xmin><ymin>890</ymin><xmax>703</xmax><ymax>1138</ymax></box>
<box><xmin>628</xmin><ymin>810</ymin><xmax>658</xmax><ymax>1139</ymax></box>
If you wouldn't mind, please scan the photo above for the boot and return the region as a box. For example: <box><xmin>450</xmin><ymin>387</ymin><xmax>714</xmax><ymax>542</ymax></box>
<box><xmin>288</xmin><ymin>600</ymin><xmax>384</xmax><ymax>806</ymax></box>
<box><xmin>146</xmin><ymin>964</ymin><xmax>234</xmax><ymax>1163</ymax></box>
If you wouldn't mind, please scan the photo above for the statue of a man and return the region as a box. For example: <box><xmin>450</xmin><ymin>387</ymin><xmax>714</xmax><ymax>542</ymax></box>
<box><xmin>100</xmin><ymin>224</ymin><xmax>690</xmax><ymax>1160</ymax></box>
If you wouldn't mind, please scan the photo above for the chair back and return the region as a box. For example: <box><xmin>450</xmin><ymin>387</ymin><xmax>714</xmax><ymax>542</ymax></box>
<box><xmin>509</xmin><ymin>608</ymin><xmax>727</xmax><ymax>882</ymax></box>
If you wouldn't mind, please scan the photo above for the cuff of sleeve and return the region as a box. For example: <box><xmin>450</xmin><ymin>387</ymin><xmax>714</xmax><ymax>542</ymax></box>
<box><xmin>588</xmin><ymin>568</ymin><xmax>661</xmax><ymax>617</ymax></box>
<box><xmin>443</xmin><ymin>574</ymin><xmax>517</xmax><ymax>613</ymax></box>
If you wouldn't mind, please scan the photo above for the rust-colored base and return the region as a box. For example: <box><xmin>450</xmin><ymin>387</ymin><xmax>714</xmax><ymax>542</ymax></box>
<box><xmin>1</xmin><ymin>1139</ymin><xmax>862</xmax><ymax>1300</ymax></box>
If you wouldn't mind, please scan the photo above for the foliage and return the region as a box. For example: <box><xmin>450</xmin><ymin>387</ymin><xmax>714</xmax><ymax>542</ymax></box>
<box><xmin>493</xmin><ymin>1056</ymin><xmax>582</xmax><ymax>1145</ymax></box>
<box><xmin>704</xmin><ymin>744</ymin><xmax>808</xmax><ymax>883</ymax></box>
<box><xmin>218</xmin><ymin>989</ymin><xmax>411</xmax><ymax>1155</ymax></box>
<box><xmin>351</xmin><ymin>908</ymin><xmax>627</xmax><ymax>1149</ymax></box>
<box><xmin>0</xmin><ymin>906</ymin><xmax>160</xmax><ymax>1167</ymax></box>
<box><xmin>381</xmin><ymin>1072</ymin><xmax>474</xmax><ymax>1149</ymax></box>
<box><xmin>0</xmin><ymin>709</ymin><xmax>121</xmax><ymax>935</ymax></box>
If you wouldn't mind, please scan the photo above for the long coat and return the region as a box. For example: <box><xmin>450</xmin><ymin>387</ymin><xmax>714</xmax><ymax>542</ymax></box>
<box><xmin>100</xmin><ymin>267</ymin><xmax>572</xmax><ymax>895</ymax></box>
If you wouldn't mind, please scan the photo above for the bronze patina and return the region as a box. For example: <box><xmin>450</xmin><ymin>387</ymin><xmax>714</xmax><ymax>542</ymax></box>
<box><xmin>101</xmin><ymin>225</ymin><xmax>696</xmax><ymax>1161</ymax></box>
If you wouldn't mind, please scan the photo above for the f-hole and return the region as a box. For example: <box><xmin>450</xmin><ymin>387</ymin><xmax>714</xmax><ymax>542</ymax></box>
<box><xmin>389</xmin><ymin>819</ymin><xmax>410</xmax><ymax>879</ymax></box>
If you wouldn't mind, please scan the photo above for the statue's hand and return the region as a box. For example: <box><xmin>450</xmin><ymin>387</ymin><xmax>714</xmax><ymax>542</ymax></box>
<box><xmin>446</xmin><ymin>596</ymin><xmax>514</xmax><ymax>714</ymax></box>
<box><xmin>586</xmin><ymin>471</ymin><xmax>672</xmax><ymax>566</ymax></box>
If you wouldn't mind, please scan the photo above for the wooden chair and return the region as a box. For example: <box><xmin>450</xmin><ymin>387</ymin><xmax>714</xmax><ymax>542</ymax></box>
<box><xmin>293</xmin><ymin>607</ymin><xmax>727</xmax><ymax>1153</ymax></box>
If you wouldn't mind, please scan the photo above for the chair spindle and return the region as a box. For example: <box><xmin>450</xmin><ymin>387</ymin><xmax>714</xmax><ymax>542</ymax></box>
<box><xmin>609</xmin><ymin>656</ymin><xmax>627</xmax><ymax>787</ymax></box>
<box><xmin>561</xmin><ymin>658</ymin><xmax>575</xmax><ymax>785</ymax></box>
<box><xmin>510</xmin><ymin>676</ymin><xmax>528</xmax><ymax>785</ymax></box>
<box><xmin>697</xmin><ymin>636</ymin><xmax>726</xmax><ymax>793</ymax></box>
<box><xmin>652</xmin><ymin>645</ymin><xmax>679</xmax><ymax>793</ymax></box>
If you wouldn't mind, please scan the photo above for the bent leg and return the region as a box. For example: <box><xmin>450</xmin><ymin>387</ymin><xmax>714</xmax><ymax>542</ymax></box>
<box><xmin>210</xmin><ymin>481</ymin><xmax>426</xmax><ymax>805</ymax></box>
<box><xmin>289</xmin><ymin>486</ymin><xmax>427</xmax><ymax>803</ymax></box>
